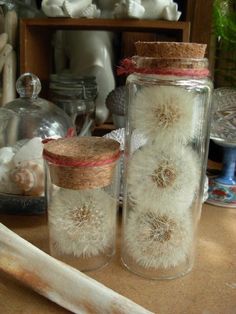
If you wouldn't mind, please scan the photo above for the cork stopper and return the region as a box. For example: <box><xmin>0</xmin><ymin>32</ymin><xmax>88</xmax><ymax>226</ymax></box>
<box><xmin>43</xmin><ymin>137</ymin><xmax>120</xmax><ymax>190</ymax></box>
<box><xmin>135</xmin><ymin>41</ymin><xmax>207</xmax><ymax>59</ymax></box>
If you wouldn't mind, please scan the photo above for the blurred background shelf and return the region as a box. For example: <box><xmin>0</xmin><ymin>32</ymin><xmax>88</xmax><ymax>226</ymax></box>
<box><xmin>19</xmin><ymin>18</ymin><xmax>190</xmax><ymax>98</ymax></box>
<box><xmin>19</xmin><ymin>1</ymin><xmax>214</xmax><ymax>134</ymax></box>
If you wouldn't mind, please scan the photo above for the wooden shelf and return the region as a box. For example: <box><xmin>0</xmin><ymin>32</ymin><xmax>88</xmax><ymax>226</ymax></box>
<box><xmin>20</xmin><ymin>18</ymin><xmax>190</xmax><ymax>34</ymax></box>
<box><xmin>19</xmin><ymin>18</ymin><xmax>190</xmax><ymax>97</ymax></box>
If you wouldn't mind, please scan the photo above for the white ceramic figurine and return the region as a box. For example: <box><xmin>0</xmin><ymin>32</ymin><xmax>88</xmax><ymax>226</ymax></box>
<box><xmin>54</xmin><ymin>29</ymin><xmax>115</xmax><ymax>124</ymax></box>
<box><xmin>113</xmin><ymin>0</ymin><xmax>181</xmax><ymax>20</ymax></box>
<box><xmin>41</xmin><ymin>0</ymin><xmax>100</xmax><ymax>18</ymax></box>
<box><xmin>42</xmin><ymin>0</ymin><xmax>181</xmax><ymax>20</ymax></box>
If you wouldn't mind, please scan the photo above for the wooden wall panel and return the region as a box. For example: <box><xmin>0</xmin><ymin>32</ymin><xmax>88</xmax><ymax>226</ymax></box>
<box><xmin>186</xmin><ymin>0</ymin><xmax>214</xmax><ymax>56</ymax></box>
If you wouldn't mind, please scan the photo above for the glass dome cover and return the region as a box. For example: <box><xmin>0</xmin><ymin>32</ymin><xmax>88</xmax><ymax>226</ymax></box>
<box><xmin>0</xmin><ymin>73</ymin><xmax>74</xmax><ymax>215</ymax></box>
<box><xmin>3</xmin><ymin>73</ymin><xmax>74</xmax><ymax>144</ymax></box>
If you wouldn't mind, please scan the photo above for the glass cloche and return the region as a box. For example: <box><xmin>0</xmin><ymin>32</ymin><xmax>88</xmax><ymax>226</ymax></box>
<box><xmin>0</xmin><ymin>73</ymin><xmax>74</xmax><ymax>214</ymax></box>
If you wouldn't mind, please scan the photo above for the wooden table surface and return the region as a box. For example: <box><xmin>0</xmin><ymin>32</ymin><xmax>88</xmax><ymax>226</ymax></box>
<box><xmin>0</xmin><ymin>203</ymin><xmax>235</xmax><ymax>314</ymax></box>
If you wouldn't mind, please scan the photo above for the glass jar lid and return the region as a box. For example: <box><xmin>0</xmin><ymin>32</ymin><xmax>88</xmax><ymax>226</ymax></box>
<box><xmin>43</xmin><ymin>137</ymin><xmax>120</xmax><ymax>190</ymax></box>
<box><xmin>3</xmin><ymin>73</ymin><xmax>74</xmax><ymax>142</ymax></box>
<box><xmin>119</xmin><ymin>41</ymin><xmax>210</xmax><ymax>78</ymax></box>
<box><xmin>43</xmin><ymin>136</ymin><xmax>120</xmax><ymax>166</ymax></box>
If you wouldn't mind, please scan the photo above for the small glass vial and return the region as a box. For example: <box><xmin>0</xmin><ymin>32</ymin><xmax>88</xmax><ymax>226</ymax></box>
<box><xmin>43</xmin><ymin>136</ymin><xmax>120</xmax><ymax>271</ymax></box>
<box><xmin>49</xmin><ymin>74</ymin><xmax>97</xmax><ymax>136</ymax></box>
<box><xmin>121</xmin><ymin>42</ymin><xmax>213</xmax><ymax>279</ymax></box>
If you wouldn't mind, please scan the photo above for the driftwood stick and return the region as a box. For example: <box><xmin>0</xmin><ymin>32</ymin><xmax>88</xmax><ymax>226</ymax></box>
<box><xmin>0</xmin><ymin>7</ymin><xmax>4</xmax><ymax>34</ymax></box>
<box><xmin>2</xmin><ymin>50</ymin><xmax>16</xmax><ymax>105</ymax></box>
<box><xmin>0</xmin><ymin>43</ymin><xmax>12</xmax><ymax>73</ymax></box>
<box><xmin>0</xmin><ymin>223</ymin><xmax>153</xmax><ymax>314</ymax></box>
<box><xmin>0</xmin><ymin>33</ymin><xmax>8</xmax><ymax>53</ymax></box>
<box><xmin>4</xmin><ymin>10</ymin><xmax>18</xmax><ymax>48</ymax></box>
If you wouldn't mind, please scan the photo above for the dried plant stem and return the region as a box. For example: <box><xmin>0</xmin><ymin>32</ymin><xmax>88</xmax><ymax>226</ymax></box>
<box><xmin>0</xmin><ymin>43</ymin><xmax>12</xmax><ymax>73</ymax></box>
<box><xmin>2</xmin><ymin>50</ymin><xmax>16</xmax><ymax>105</ymax></box>
<box><xmin>4</xmin><ymin>10</ymin><xmax>18</xmax><ymax>48</ymax></box>
<box><xmin>0</xmin><ymin>33</ymin><xmax>8</xmax><ymax>53</ymax></box>
<box><xmin>0</xmin><ymin>223</ymin><xmax>153</xmax><ymax>314</ymax></box>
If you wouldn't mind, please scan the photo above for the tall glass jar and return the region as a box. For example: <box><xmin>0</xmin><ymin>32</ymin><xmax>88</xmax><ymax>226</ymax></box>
<box><xmin>43</xmin><ymin>136</ymin><xmax>120</xmax><ymax>271</ymax></box>
<box><xmin>121</xmin><ymin>42</ymin><xmax>213</xmax><ymax>280</ymax></box>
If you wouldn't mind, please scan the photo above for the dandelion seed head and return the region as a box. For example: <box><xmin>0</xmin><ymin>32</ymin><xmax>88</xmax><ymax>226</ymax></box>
<box><xmin>153</xmin><ymin>99</ymin><xmax>181</xmax><ymax>129</ymax></box>
<box><xmin>151</xmin><ymin>160</ymin><xmax>177</xmax><ymax>188</ymax></box>
<box><xmin>132</xmin><ymin>85</ymin><xmax>196</xmax><ymax>143</ymax></box>
<box><xmin>127</xmin><ymin>142</ymin><xmax>200</xmax><ymax>213</ymax></box>
<box><xmin>145</xmin><ymin>213</ymin><xmax>176</xmax><ymax>243</ymax></box>
<box><xmin>125</xmin><ymin>208</ymin><xmax>193</xmax><ymax>269</ymax></box>
<box><xmin>71</xmin><ymin>204</ymin><xmax>93</xmax><ymax>226</ymax></box>
<box><xmin>48</xmin><ymin>189</ymin><xmax>116</xmax><ymax>258</ymax></box>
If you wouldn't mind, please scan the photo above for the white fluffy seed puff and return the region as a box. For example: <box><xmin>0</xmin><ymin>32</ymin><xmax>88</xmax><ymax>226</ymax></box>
<box><xmin>48</xmin><ymin>189</ymin><xmax>116</xmax><ymax>258</ymax></box>
<box><xmin>132</xmin><ymin>85</ymin><xmax>197</xmax><ymax>143</ymax></box>
<box><xmin>127</xmin><ymin>142</ymin><xmax>200</xmax><ymax>213</ymax></box>
<box><xmin>124</xmin><ymin>206</ymin><xmax>193</xmax><ymax>269</ymax></box>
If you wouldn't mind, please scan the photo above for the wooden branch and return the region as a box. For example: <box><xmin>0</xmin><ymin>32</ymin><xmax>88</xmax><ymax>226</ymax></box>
<box><xmin>2</xmin><ymin>50</ymin><xmax>16</xmax><ymax>105</ymax></box>
<box><xmin>0</xmin><ymin>43</ymin><xmax>12</xmax><ymax>73</ymax></box>
<box><xmin>0</xmin><ymin>223</ymin><xmax>153</xmax><ymax>314</ymax></box>
<box><xmin>4</xmin><ymin>10</ymin><xmax>18</xmax><ymax>48</ymax></box>
<box><xmin>0</xmin><ymin>7</ymin><xmax>4</xmax><ymax>34</ymax></box>
<box><xmin>0</xmin><ymin>33</ymin><xmax>8</xmax><ymax>53</ymax></box>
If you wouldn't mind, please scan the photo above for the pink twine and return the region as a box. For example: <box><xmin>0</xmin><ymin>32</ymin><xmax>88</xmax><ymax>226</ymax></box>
<box><xmin>43</xmin><ymin>150</ymin><xmax>121</xmax><ymax>167</ymax></box>
<box><xmin>117</xmin><ymin>58</ymin><xmax>210</xmax><ymax>77</ymax></box>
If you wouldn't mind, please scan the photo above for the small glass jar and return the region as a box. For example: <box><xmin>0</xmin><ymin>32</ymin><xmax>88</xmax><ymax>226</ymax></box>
<box><xmin>43</xmin><ymin>136</ymin><xmax>120</xmax><ymax>271</ymax></box>
<box><xmin>0</xmin><ymin>73</ymin><xmax>74</xmax><ymax>215</ymax></box>
<box><xmin>121</xmin><ymin>42</ymin><xmax>213</xmax><ymax>279</ymax></box>
<box><xmin>49</xmin><ymin>74</ymin><xmax>97</xmax><ymax>136</ymax></box>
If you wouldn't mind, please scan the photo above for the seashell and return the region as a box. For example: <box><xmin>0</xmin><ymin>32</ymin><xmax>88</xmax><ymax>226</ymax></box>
<box><xmin>0</xmin><ymin>164</ymin><xmax>22</xmax><ymax>195</ymax></box>
<box><xmin>10</xmin><ymin>161</ymin><xmax>44</xmax><ymax>196</ymax></box>
<box><xmin>104</xmin><ymin>128</ymin><xmax>147</xmax><ymax>202</ymax></box>
<box><xmin>104</xmin><ymin>127</ymin><xmax>147</xmax><ymax>153</ymax></box>
<box><xmin>104</xmin><ymin>127</ymin><xmax>125</xmax><ymax>150</ymax></box>
<box><xmin>12</xmin><ymin>139</ymin><xmax>29</xmax><ymax>154</ymax></box>
<box><xmin>130</xmin><ymin>129</ymin><xmax>147</xmax><ymax>153</ymax></box>
<box><xmin>0</xmin><ymin>147</ymin><xmax>14</xmax><ymax>165</ymax></box>
<box><xmin>13</xmin><ymin>137</ymin><xmax>43</xmax><ymax>165</ymax></box>
<box><xmin>106</xmin><ymin>86</ymin><xmax>126</xmax><ymax>116</ymax></box>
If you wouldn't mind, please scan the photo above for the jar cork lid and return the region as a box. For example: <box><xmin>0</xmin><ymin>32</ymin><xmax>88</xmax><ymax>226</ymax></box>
<box><xmin>43</xmin><ymin>136</ymin><xmax>120</xmax><ymax>166</ymax></box>
<box><xmin>135</xmin><ymin>41</ymin><xmax>207</xmax><ymax>59</ymax></box>
<box><xmin>43</xmin><ymin>137</ymin><xmax>120</xmax><ymax>190</ymax></box>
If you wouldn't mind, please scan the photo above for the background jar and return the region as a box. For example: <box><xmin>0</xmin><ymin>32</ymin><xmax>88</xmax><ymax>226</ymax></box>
<box><xmin>49</xmin><ymin>74</ymin><xmax>97</xmax><ymax>136</ymax></box>
<box><xmin>43</xmin><ymin>136</ymin><xmax>120</xmax><ymax>271</ymax></box>
<box><xmin>121</xmin><ymin>42</ymin><xmax>213</xmax><ymax>280</ymax></box>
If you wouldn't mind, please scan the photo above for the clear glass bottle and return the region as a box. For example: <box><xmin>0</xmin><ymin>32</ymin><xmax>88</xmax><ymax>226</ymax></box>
<box><xmin>121</xmin><ymin>42</ymin><xmax>213</xmax><ymax>279</ymax></box>
<box><xmin>49</xmin><ymin>74</ymin><xmax>97</xmax><ymax>136</ymax></box>
<box><xmin>0</xmin><ymin>73</ymin><xmax>74</xmax><ymax>215</ymax></box>
<box><xmin>43</xmin><ymin>136</ymin><xmax>120</xmax><ymax>271</ymax></box>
